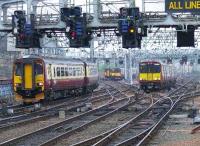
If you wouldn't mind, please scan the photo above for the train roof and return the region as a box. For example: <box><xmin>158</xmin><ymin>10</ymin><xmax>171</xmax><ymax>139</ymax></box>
<box><xmin>139</xmin><ymin>61</ymin><xmax>161</xmax><ymax>64</ymax></box>
<box><xmin>15</xmin><ymin>55</ymin><xmax>86</xmax><ymax>65</ymax></box>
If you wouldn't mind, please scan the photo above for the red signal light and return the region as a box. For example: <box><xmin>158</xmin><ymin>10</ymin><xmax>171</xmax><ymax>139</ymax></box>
<box><xmin>71</xmin><ymin>31</ymin><xmax>76</xmax><ymax>39</ymax></box>
<box><xmin>19</xmin><ymin>33</ymin><xmax>25</xmax><ymax>40</ymax></box>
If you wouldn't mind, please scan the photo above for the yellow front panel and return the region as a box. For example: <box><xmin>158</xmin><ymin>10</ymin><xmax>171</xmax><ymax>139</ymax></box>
<box><xmin>139</xmin><ymin>73</ymin><xmax>148</xmax><ymax>80</ymax></box>
<box><xmin>139</xmin><ymin>73</ymin><xmax>161</xmax><ymax>81</ymax></box>
<box><xmin>152</xmin><ymin>73</ymin><xmax>161</xmax><ymax>80</ymax></box>
<box><xmin>35</xmin><ymin>74</ymin><xmax>44</xmax><ymax>91</ymax></box>
<box><xmin>14</xmin><ymin>76</ymin><xmax>22</xmax><ymax>91</ymax></box>
<box><xmin>112</xmin><ymin>73</ymin><xmax>121</xmax><ymax>77</ymax></box>
<box><xmin>24</xmin><ymin>64</ymin><xmax>32</xmax><ymax>89</ymax></box>
<box><xmin>147</xmin><ymin>73</ymin><xmax>153</xmax><ymax>80</ymax></box>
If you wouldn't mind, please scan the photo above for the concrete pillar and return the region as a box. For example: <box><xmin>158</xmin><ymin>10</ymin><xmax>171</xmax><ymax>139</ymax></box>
<box><xmin>124</xmin><ymin>49</ymin><xmax>133</xmax><ymax>84</ymax></box>
<box><xmin>2</xmin><ymin>7</ymin><xmax>7</xmax><ymax>23</ymax></box>
<box><xmin>59</xmin><ymin>0</ymin><xmax>68</xmax><ymax>8</ymax></box>
<box><xmin>129</xmin><ymin>48</ymin><xmax>133</xmax><ymax>85</ymax></box>
<box><xmin>32</xmin><ymin>1</ymin><xmax>38</xmax><ymax>15</ymax></box>
<box><xmin>142</xmin><ymin>0</ymin><xmax>145</xmax><ymax>12</ymax></box>
<box><xmin>125</xmin><ymin>53</ymin><xmax>128</xmax><ymax>80</ymax></box>
<box><xmin>92</xmin><ymin>0</ymin><xmax>101</xmax><ymax>26</ymax></box>
<box><xmin>129</xmin><ymin>0</ymin><xmax>135</xmax><ymax>7</ymax></box>
<box><xmin>26</xmin><ymin>0</ymin><xmax>33</xmax><ymax>24</ymax></box>
<box><xmin>90</xmin><ymin>38</ymin><xmax>95</xmax><ymax>62</ymax></box>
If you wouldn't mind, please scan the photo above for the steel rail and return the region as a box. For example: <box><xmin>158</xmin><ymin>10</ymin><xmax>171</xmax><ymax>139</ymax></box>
<box><xmin>0</xmin><ymin>86</ymin><xmax>116</xmax><ymax>122</ymax></box>
<box><xmin>0</xmin><ymin>81</ymin><xmax>130</xmax><ymax>132</ymax></box>
<box><xmin>92</xmin><ymin>80</ymin><xmax>194</xmax><ymax>146</ymax></box>
<box><xmin>0</xmin><ymin>90</ymin><xmax>117</xmax><ymax>131</ymax></box>
<box><xmin>0</xmin><ymin>93</ymin><xmax>131</xmax><ymax>146</ymax></box>
<box><xmin>39</xmin><ymin>97</ymin><xmax>132</xmax><ymax>146</ymax></box>
<box><xmin>70</xmin><ymin>93</ymin><xmax>154</xmax><ymax>146</ymax></box>
<box><xmin>137</xmin><ymin>90</ymin><xmax>200</xmax><ymax>146</ymax></box>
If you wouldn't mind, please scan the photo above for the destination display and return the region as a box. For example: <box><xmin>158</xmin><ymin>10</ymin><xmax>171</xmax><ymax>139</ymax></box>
<box><xmin>165</xmin><ymin>0</ymin><xmax>200</xmax><ymax>13</ymax></box>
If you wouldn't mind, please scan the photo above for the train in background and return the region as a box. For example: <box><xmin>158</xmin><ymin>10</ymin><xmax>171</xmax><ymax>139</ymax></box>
<box><xmin>104</xmin><ymin>68</ymin><xmax>124</xmax><ymax>80</ymax></box>
<box><xmin>13</xmin><ymin>56</ymin><xmax>99</xmax><ymax>104</ymax></box>
<box><xmin>138</xmin><ymin>61</ymin><xmax>176</xmax><ymax>91</ymax></box>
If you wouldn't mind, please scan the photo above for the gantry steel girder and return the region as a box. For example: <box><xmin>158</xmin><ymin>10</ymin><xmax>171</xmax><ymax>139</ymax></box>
<box><xmin>1</xmin><ymin>0</ymin><xmax>200</xmax><ymax>32</ymax></box>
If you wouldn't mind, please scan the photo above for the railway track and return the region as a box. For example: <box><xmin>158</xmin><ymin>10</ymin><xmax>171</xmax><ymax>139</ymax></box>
<box><xmin>0</xmin><ymin>87</ymin><xmax>109</xmax><ymax>117</ymax></box>
<box><xmin>45</xmin><ymin>94</ymin><xmax>153</xmax><ymax>146</ymax></box>
<box><xmin>21</xmin><ymin>80</ymin><xmax>188</xmax><ymax>146</ymax></box>
<box><xmin>0</xmin><ymin>88</ymin><xmax>117</xmax><ymax>129</ymax></box>
<box><xmin>2</xmin><ymin>79</ymin><xmax>194</xmax><ymax>146</ymax></box>
<box><xmin>0</xmin><ymin>84</ymin><xmax>115</xmax><ymax>118</ymax></box>
<box><xmin>0</xmin><ymin>81</ymin><xmax>130</xmax><ymax>128</ymax></box>
<box><xmin>87</xmin><ymin>80</ymin><xmax>198</xmax><ymax>146</ymax></box>
<box><xmin>0</xmin><ymin>82</ymin><xmax>135</xmax><ymax>145</ymax></box>
<box><xmin>0</xmin><ymin>90</ymin><xmax>131</xmax><ymax>146</ymax></box>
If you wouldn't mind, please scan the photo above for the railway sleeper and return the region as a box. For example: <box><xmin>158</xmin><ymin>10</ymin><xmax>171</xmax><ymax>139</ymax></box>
<box><xmin>54</xmin><ymin>126</ymin><xmax>73</xmax><ymax>132</ymax></box>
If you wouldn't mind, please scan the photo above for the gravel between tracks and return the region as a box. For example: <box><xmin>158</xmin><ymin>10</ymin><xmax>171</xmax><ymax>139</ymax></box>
<box><xmin>0</xmin><ymin>115</ymin><xmax>69</xmax><ymax>142</ymax></box>
<box><xmin>53</xmin><ymin>98</ymin><xmax>151</xmax><ymax>146</ymax></box>
<box><xmin>148</xmin><ymin>95</ymin><xmax>200</xmax><ymax>146</ymax></box>
<box><xmin>0</xmin><ymin>95</ymin><xmax>113</xmax><ymax>143</ymax></box>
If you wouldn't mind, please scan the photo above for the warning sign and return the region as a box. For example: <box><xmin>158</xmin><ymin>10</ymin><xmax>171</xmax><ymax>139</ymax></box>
<box><xmin>165</xmin><ymin>0</ymin><xmax>200</xmax><ymax>13</ymax></box>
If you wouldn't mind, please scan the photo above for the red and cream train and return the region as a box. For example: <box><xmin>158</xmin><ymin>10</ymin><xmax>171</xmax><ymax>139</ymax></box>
<box><xmin>13</xmin><ymin>56</ymin><xmax>99</xmax><ymax>104</ymax></box>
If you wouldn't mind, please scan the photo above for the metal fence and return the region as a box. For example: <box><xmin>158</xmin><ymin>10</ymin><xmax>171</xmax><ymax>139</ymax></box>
<box><xmin>0</xmin><ymin>80</ymin><xmax>13</xmax><ymax>105</ymax></box>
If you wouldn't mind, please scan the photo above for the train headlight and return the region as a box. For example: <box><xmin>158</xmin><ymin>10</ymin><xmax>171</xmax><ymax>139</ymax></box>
<box><xmin>155</xmin><ymin>78</ymin><xmax>160</xmax><ymax>80</ymax></box>
<box><xmin>37</xmin><ymin>82</ymin><xmax>44</xmax><ymax>86</ymax></box>
<box><xmin>15</xmin><ymin>83</ymin><xmax>21</xmax><ymax>87</ymax></box>
<box><xmin>140</xmin><ymin>78</ymin><xmax>143</xmax><ymax>80</ymax></box>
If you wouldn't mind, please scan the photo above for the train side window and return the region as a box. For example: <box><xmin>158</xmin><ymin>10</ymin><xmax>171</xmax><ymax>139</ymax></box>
<box><xmin>15</xmin><ymin>63</ymin><xmax>22</xmax><ymax>76</ymax></box>
<box><xmin>47</xmin><ymin>65</ymin><xmax>51</xmax><ymax>77</ymax></box>
<box><xmin>61</xmin><ymin>67</ymin><xmax>64</xmax><ymax>76</ymax></box>
<box><xmin>81</xmin><ymin>67</ymin><xmax>84</xmax><ymax>75</ymax></box>
<box><xmin>68</xmin><ymin>67</ymin><xmax>72</xmax><ymax>76</ymax></box>
<box><xmin>77</xmin><ymin>67</ymin><xmax>80</xmax><ymax>76</ymax></box>
<box><xmin>57</xmin><ymin>67</ymin><xmax>60</xmax><ymax>77</ymax></box>
<box><xmin>35</xmin><ymin>63</ymin><xmax>43</xmax><ymax>75</ymax></box>
<box><xmin>73</xmin><ymin>67</ymin><xmax>76</xmax><ymax>76</ymax></box>
<box><xmin>79</xmin><ymin>67</ymin><xmax>82</xmax><ymax>76</ymax></box>
<box><xmin>65</xmin><ymin>67</ymin><xmax>68</xmax><ymax>76</ymax></box>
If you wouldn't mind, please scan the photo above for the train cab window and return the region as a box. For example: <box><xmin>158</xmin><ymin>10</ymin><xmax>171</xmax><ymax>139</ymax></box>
<box><xmin>61</xmin><ymin>67</ymin><xmax>64</xmax><ymax>76</ymax></box>
<box><xmin>113</xmin><ymin>68</ymin><xmax>121</xmax><ymax>73</ymax></box>
<box><xmin>57</xmin><ymin>67</ymin><xmax>60</xmax><ymax>77</ymax></box>
<box><xmin>35</xmin><ymin>63</ymin><xmax>43</xmax><ymax>75</ymax></box>
<box><xmin>15</xmin><ymin>63</ymin><xmax>22</xmax><ymax>76</ymax></box>
<box><xmin>139</xmin><ymin>64</ymin><xmax>148</xmax><ymax>73</ymax></box>
<box><xmin>149</xmin><ymin>64</ymin><xmax>161</xmax><ymax>73</ymax></box>
<box><xmin>65</xmin><ymin>67</ymin><xmax>68</xmax><ymax>76</ymax></box>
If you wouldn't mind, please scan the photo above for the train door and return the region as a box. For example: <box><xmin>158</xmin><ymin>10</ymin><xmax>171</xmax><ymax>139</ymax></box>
<box><xmin>83</xmin><ymin>62</ymin><xmax>88</xmax><ymax>93</ymax></box>
<box><xmin>35</xmin><ymin>62</ymin><xmax>44</xmax><ymax>89</ymax></box>
<box><xmin>147</xmin><ymin>64</ymin><xmax>153</xmax><ymax>81</ymax></box>
<box><xmin>24</xmin><ymin>64</ymin><xmax>33</xmax><ymax>89</ymax></box>
<box><xmin>48</xmin><ymin>64</ymin><xmax>53</xmax><ymax>88</ymax></box>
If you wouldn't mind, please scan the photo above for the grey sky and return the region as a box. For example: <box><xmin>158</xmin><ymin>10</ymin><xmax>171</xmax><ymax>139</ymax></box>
<box><xmin>57</xmin><ymin>0</ymin><xmax>165</xmax><ymax>12</ymax></box>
